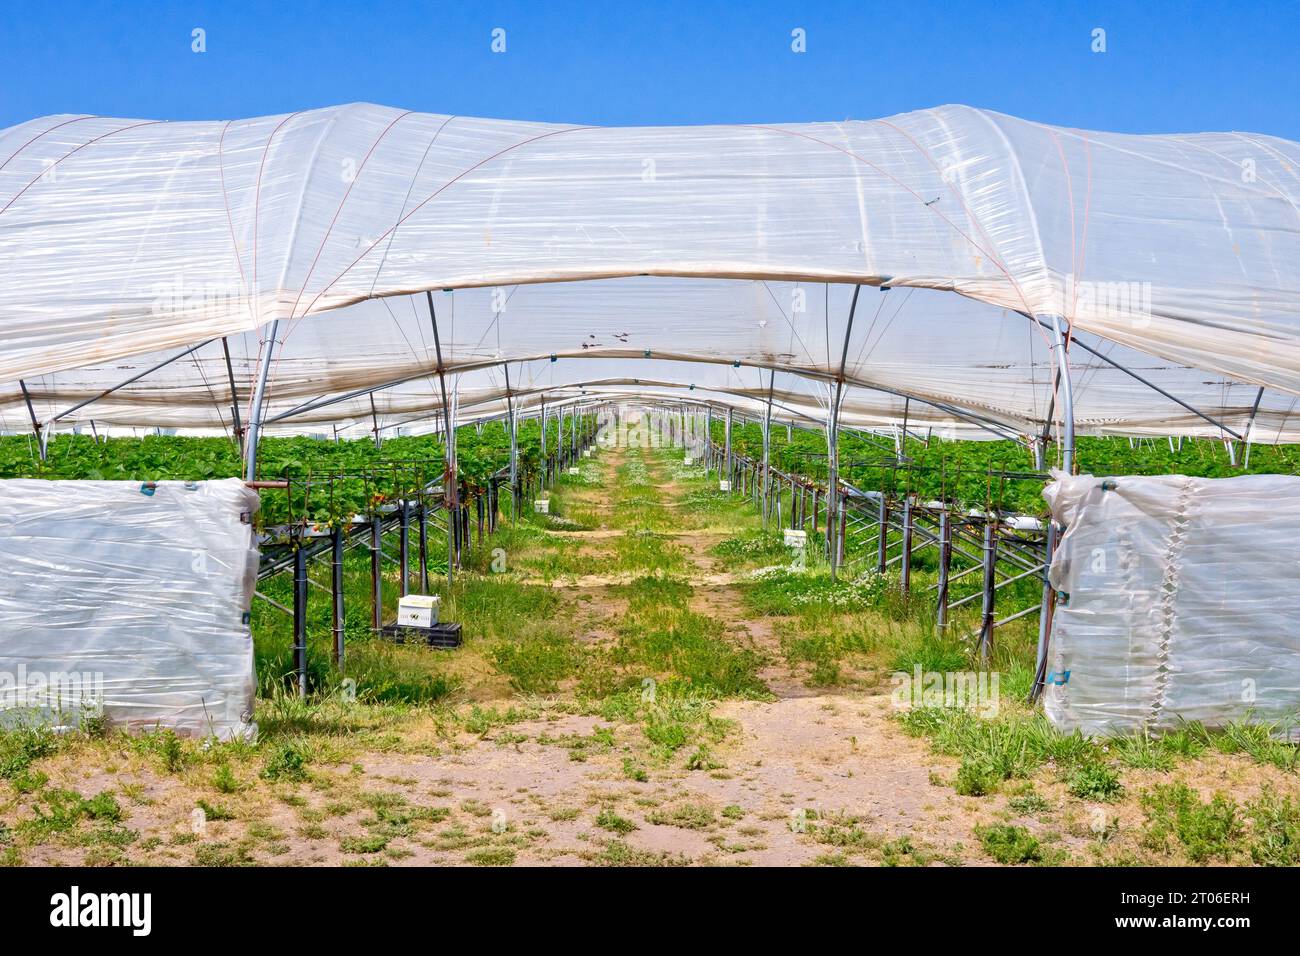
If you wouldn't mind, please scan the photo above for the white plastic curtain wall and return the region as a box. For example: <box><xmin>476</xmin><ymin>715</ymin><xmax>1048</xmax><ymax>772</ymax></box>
<box><xmin>2</xmin><ymin>103</ymin><xmax>1299</xmax><ymax>439</ymax></box>
<box><xmin>1042</xmin><ymin>471</ymin><xmax>1300</xmax><ymax>738</ymax></box>
<box><xmin>0</xmin><ymin>477</ymin><xmax>259</xmax><ymax>739</ymax></box>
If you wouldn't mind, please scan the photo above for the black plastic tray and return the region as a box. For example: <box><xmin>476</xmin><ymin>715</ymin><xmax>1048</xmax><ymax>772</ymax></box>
<box><xmin>379</xmin><ymin>621</ymin><xmax>462</xmax><ymax>648</ymax></box>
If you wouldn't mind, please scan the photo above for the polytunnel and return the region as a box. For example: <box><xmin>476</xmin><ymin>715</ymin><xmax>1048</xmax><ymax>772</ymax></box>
<box><xmin>3</xmin><ymin>99</ymin><xmax>1300</xmax><ymax>730</ymax></box>
<box><xmin>2</xmin><ymin>101</ymin><xmax>1300</xmax><ymax>480</ymax></box>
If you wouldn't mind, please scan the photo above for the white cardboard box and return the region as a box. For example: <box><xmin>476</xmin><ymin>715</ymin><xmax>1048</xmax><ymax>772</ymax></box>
<box><xmin>783</xmin><ymin>529</ymin><xmax>807</xmax><ymax>549</ymax></box>
<box><xmin>534</xmin><ymin>499</ymin><xmax>550</xmax><ymax>514</ymax></box>
<box><xmin>397</xmin><ymin>594</ymin><xmax>440</xmax><ymax>627</ymax></box>
<box><xmin>719</xmin><ymin>480</ymin><xmax>731</xmax><ymax>492</ymax></box>
<box><xmin>568</xmin><ymin>467</ymin><xmax>579</xmax><ymax>476</ymax></box>
<box><xmin>583</xmin><ymin>449</ymin><xmax>592</xmax><ymax>458</ymax></box>
<box><xmin>683</xmin><ymin>456</ymin><xmax>693</xmax><ymax>465</ymax></box>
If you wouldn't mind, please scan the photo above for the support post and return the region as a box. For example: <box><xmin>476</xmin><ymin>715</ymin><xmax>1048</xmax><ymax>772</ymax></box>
<box><xmin>370</xmin><ymin>515</ymin><xmax>383</xmax><ymax>631</ymax></box>
<box><xmin>977</xmin><ymin>520</ymin><xmax>998</xmax><ymax>663</ymax></box>
<box><xmin>292</xmin><ymin>542</ymin><xmax>308</xmax><ymax>697</ymax></box>
<box><xmin>244</xmin><ymin>320</ymin><xmax>280</xmax><ymax>481</ymax></box>
<box><xmin>507</xmin><ymin>389</ymin><xmax>519</xmax><ymax>521</ymax></box>
<box><xmin>221</xmin><ymin>337</ymin><xmax>245</xmax><ymax>454</ymax></box>
<box><xmin>837</xmin><ymin>497</ymin><xmax>847</xmax><ymax>569</ymax></box>
<box><xmin>418</xmin><ymin>501</ymin><xmax>430</xmax><ymax>593</ymax></box>
<box><xmin>900</xmin><ymin>496</ymin><xmax>914</xmax><ymax>592</ymax></box>
<box><xmin>724</xmin><ymin>407</ymin><xmax>733</xmax><ymax>485</ymax></box>
<box><xmin>935</xmin><ymin>509</ymin><xmax>952</xmax><ymax>629</ymax></box>
<box><xmin>1029</xmin><ymin>520</ymin><xmax>1059</xmax><ymax>703</ymax></box>
<box><xmin>827</xmin><ymin>285</ymin><xmax>861</xmax><ymax>578</ymax></box>
<box><xmin>398</xmin><ymin>499</ymin><xmax>410</xmax><ymax>597</ymax></box>
<box><xmin>704</xmin><ymin>407</ymin><xmax>713</xmax><ymax>476</ymax></box>
<box><xmin>876</xmin><ymin>496</ymin><xmax>890</xmax><ymax>573</ymax></box>
<box><xmin>1242</xmin><ymin>386</ymin><xmax>1265</xmax><ymax>470</ymax></box>
<box><xmin>331</xmin><ymin>526</ymin><xmax>345</xmax><ymax>668</ymax></box>
<box><xmin>18</xmin><ymin>380</ymin><xmax>45</xmax><ymax>461</ymax></box>
<box><xmin>369</xmin><ymin>393</ymin><xmax>382</xmax><ymax>450</ymax></box>
<box><xmin>539</xmin><ymin>399</ymin><xmax>547</xmax><ymax>490</ymax></box>
<box><xmin>425</xmin><ymin>291</ymin><xmax>457</xmax><ymax>590</ymax></box>
<box><xmin>762</xmin><ymin>371</ymin><xmax>774</xmax><ymax>530</ymax></box>
<box><xmin>1046</xmin><ymin>314</ymin><xmax>1076</xmax><ymax>474</ymax></box>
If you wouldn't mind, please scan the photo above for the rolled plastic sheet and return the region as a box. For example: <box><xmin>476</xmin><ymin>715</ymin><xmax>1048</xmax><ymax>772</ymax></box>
<box><xmin>0</xmin><ymin>477</ymin><xmax>260</xmax><ymax>739</ymax></box>
<box><xmin>1042</xmin><ymin>471</ymin><xmax>1300</xmax><ymax>738</ymax></box>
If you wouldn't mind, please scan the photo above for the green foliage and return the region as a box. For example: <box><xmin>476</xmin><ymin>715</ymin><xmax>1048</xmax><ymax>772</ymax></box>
<box><xmin>711</xmin><ymin>424</ymin><xmax>1300</xmax><ymax>516</ymax></box>
<box><xmin>898</xmin><ymin>706</ymin><xmax>1122</xmax><ymax>795</ymax></box>
<box><xmin>1008</xmin><ymin>791</ymin><xmax>1051</xmax><ymax>815</ymax></box>
<box><xmin>465</xmin><ymin>846</ymin><xmax>516</xmax><ymax>866</ymax></box>
<box><xmin>1246</xmin><ymin>786</ymin><xmax>1300</xmax><ymax>866</ymax></box>
<box><xmin>889</xmin><ymin>636</ymin><xmax>969</xmax><ymax>675</ymax></box>
<box><xmin>710</xmin><ymin>533</ymin><xmax>791</xmax><ymax>566</ymax></box>
<box><xmin>81</xmin><ymin>792</ymin><xmax>123</xmax><ymax>822</ymax></box>
<box><xmin>21</xmin><ymin>788</ymin><xmax>129</xmax><ymax>842</ymax></box>
<box><xmin>1067</xmin><ymin>762</ymin><xmax>1125</xmax><ymax>802</ymax></box>
<box><xmin>976</xmin><ymin>824</ymin><xmax>1042</xmax><ymax>864</ymax></box>
<box><xmin>742</xmin><ymin>568</ymin><xmax>887</xmax><ymax>616</ymax></box>
<box><xmin>196</xmin><ymin>799</ymin><xmax>236</xmax><ymax>822</ymax></box>
<box><xmin>261</xmin><ymin>741</ymin><xmax>311</xmax><ymax>781</ymax></box>
<box><xmin>954</xmin><ymin>759</ymin><xmax>1000</xmax><ymax>797</ymax></box>
<box><xmin>0</xmin><ymin>414</ymin><xmax>596</xmax><ymax>530</ymax></box>
<box><xmin>490</xmin><ymin>631</ymin><xmax>583</xmax><ymax>694</ymax></box>
<box><xmin>0</xmin><ymin>726</ymin><xmax>59</xmax><ymax>779</ymax></box>
<box><xmin>595</xmin><ymin>808</ymin><xmax>637</xmax><ymax>834</ymax></box>
<box><xmin>1141</xmin><ymin>784</ymin><xmax>1243</xmax><ymax>862</ymax></box>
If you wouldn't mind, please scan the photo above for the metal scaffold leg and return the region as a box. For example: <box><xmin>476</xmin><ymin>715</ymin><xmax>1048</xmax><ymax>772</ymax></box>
<box><xmin>370</xmin><ymin>515</ymin><xmax>383</xmax><ymax>631</ymax></box>
<box><xmin>876</xmin><ymin>497</ymin><xmax>889</xmax><ymax>573</ymax></box>
<box><xmin>398</xmin><ymin>499</ymin><xmax>410</xmax><ymax>597</ymax></box>
<box><xmin>977</xmin><ymin>521</ymin><xmax>998</xmax><ymax>663</ymax></box>
<box><xmin>293</xmin><ymin>542</ymin><xmax>309</xmax><ymax>697</ymax></box>
<box><xmin>332</xmin><ymin>526</ymin><xmax>345</xmax><ymax>669</ymax></box>
<box><xmin>935</xmin><ymin>510</ymin><xmax>952</xmax><ymax>629</ymax></box>
<box><xmin>418</xmin><ymin>502</ymin><xmax>429</xmax><ymax>593</ymax></box>
<box><xmin>1029</xmin><ymin>520</ymin><xmax>1059</xmax><ymax>703</ymax></box>
<box><xmin>900</xmin><ymin>496</ymin><xmax>914</xmax><ymax>592</ymax></box>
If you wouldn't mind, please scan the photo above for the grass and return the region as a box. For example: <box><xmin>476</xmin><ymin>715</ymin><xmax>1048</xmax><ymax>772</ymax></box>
<box><xmin>976</xmin><ymin>824</ymin><xmax>1042</xmax><ymax>864</ymax></box>
<box><xmin>465</xmin><ymin>846</ymin><xmax>517</xmax><ymax>866</ymax></box>
<box><xmin>490</xmin><ymin>630</ymin><xmax>585</xmax><ymax>694</ymax></box>
<box><xmin>1067</xmin><ymin>762</ymin><xmax>1125</xmax><ymax>802</ymax></box>
<box><xmin>1246</xmin><ymin>787</ymin><xmax>1300</xmax><ymax>866</ymax></box>
<box><xmin>646</xmin><ymin>802</ymin><xmax>715</xmax><ymax>830</ymax></box>
<box><xmin>606</xmin><ymin>573</ymin><xmax>769</xmax><ymax>698</ymax></box>
<box><xmin>710</xmin><ymin>532</ymin><xmax>792</xmax><ymax>568</ymax></box>
<box><xmin>595</xmin><ymin>808</ymin><xmax>638</xmax><ymax>834</ymax></box>
<box><xmin>740</xmin><ymin>568</ymin><xmax>887</xmax><ymax>617</ymax></box>
<box><xmin>1141</xmin><ymin>784</ymin><xmax>1242</xmax><ymax>862</ymax></box>
<box><xmin>899</xmin><ymin>704</ymin><xmax>1300</xmax><ymax>799</ymax></box>
<box><xmin>0</xmin><ymin>725</ymin><xmax>59</xmax><ymax>779</ymax></box>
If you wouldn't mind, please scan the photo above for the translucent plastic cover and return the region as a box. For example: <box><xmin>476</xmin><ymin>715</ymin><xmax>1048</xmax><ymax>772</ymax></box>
<box><xmin>0</xmin><ymin>477</ymin><xmax>260</xmax><ymax>739</ymax></box>
<box><xmin>1</xmin><ymin>103</ymin><xmax>1298</xmax><ymax>438</ymax></box>
<box><xmin>1042</xmin><ymin>471</ymin><xmax>1300</xmax><ymax>738</ymax></box>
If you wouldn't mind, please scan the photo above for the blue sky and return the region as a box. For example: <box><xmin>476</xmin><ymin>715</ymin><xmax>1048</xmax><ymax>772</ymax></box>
<box><xmin>1</xmin><ymin>0</ymin><xmax>1297</xmax><ymax>137</ymax></box>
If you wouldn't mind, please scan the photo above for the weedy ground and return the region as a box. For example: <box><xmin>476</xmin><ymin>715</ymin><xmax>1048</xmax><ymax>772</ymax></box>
<box><xmin>1</xmin><ymin>442</ymin><xmax>1297</xmax><ymax>867</ymax></box>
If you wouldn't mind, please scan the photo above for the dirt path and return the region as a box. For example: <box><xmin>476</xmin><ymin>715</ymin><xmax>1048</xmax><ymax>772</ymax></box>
<box><xmin>397</xmin><ymin>441</ymin><xmax>999</xmax><ymax>866</ymax></box>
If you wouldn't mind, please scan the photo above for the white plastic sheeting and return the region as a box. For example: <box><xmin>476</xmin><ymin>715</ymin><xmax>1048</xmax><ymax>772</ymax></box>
<box><xmin>1042</xmin><ymin>471</ymin><xmax>1300</xmax><ymax>738</ymax></box>
<box><xmin>2</xmin><ymin>283</ymin><xmax>1291</xmax><ymax>442</ymax></box>
<box><xmin>0</xmin><ymin>478</ymin><xmax>260</xmax><ymax>739</ymax></box>
<box><xmin>2</xmin><ymin>103</ymin><xmax>1299</xmax><ymax>439</ymax></box>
